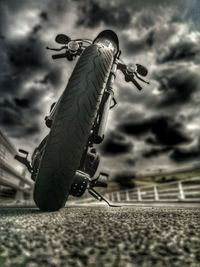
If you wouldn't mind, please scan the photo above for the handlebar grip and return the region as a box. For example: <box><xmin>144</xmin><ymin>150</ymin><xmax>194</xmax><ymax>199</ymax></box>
<box><xmin>52</xmin><ymin>53</ymin><xmax>66</xmax><ymax>60</ymax></box>
<box><xmin>132</xmin><ymin>78</ymin><xmax>142</xmax><ymax>91</ymax></box>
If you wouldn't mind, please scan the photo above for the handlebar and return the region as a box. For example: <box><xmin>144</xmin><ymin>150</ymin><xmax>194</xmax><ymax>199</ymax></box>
<box><xmin>117</xmin><ymin>61</ymin><xmax>149</xmax><ymax>90</ymax></box>
<box><xmin>52</xmin><ymin>53</ymin><xmax>66</xmax><ymax>60</ymax></box>
<box><xmin>131</xmin><ymin>78</ymin><xmax>142</xmax><ymax>91</ymax></box>
<box><xmin>47</xmin><ymin>36</ymin><xmax>150</xmax><ymax>91</ymax></box>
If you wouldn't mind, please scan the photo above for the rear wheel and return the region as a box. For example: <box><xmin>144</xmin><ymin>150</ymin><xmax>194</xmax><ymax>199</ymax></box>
<box><xmin>33</xmin><ymin>44</ymin><xmax>113</xmax><ymax>211</ymax></box>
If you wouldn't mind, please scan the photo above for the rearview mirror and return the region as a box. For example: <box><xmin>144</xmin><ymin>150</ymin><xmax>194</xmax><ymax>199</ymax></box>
<box><xmin>55</xmin><ymin>34</ymin><xmax>71</xmax><ymax>44</ymax></box>
<box><xmin>136</xmin><ymin>64</ymin><xmax>148</xmax><ymax>77</ymax></box>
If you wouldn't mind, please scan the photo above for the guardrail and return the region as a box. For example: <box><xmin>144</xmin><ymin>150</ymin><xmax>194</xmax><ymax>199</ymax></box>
<box><xmin>104</xmin><ymin>177</ymin><xmax>200</xmax><ymax>203</ymax></box>
<box><xmin>0</xmin><ymin>129</ymin><xmax>33</xmax><ymax>202</ymax></box>
<box><xmin>0</xmin><ymin>158</ymin><xmax>33</xmax><ymax>188</ymax></box>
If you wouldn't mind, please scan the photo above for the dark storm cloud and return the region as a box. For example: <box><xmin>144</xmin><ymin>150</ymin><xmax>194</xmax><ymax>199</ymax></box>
<box><xmin>124</xmin><ymin>28</ymin><xmax>155</xmax><ymax>55</ymax></box>
<box><xmin>0</xmin><ymin>88</ymin><xmax>42</xmax><ymax>138</ymax></box>
<box><xmin>157</xmin><ymin>38</ymin><xmax>200</xmax><ymax>63</ymax></box>
<box><xmin>35</xmin><ymin>68</ymin><xmax>63</xmax><ymax>88</ymax></box>
<box><xmin>150</xmin><ymin>117</ymin><xmax>191</xmax><ymax>146</ymax></box>
<box><xmin>99</xmin><ymin>131</ymin><xmax>133</xmax><ymax>156</ymax></box>
<box><xmin>118</xmin><ymin>119</ymin><xmax>150</xmax><ymax>136</ymax></box>
<box><xmin>0</xmin><ymin>105</ymin><xmax>40</xmax><ymax>138</ymax></box>
<box><xmin>154</xmin><ymin>66</ymin><xmax>200</xmax><ymax>106</ymax></box>
<box><xmin>170</xmin><ymin>139</ymin><xmax>200</xmax><ymax>163</ymax></box>
<box><xmin>125</xmin><ymin>157</ymin><xmax>135</xmax><ymax>166</ymax></box>
<box><xmin>76</xmin><ymin>1</ymin><xmax>131</xmax><ymax>28</ymax></box>
<box><xmin>0</xmin><ymin>25</ymin><xmax>62</xmax><ymax>95</ymax></box>
<box><xmin>112</xmin><ymin>171</ymin><xmax>136</xmax><ymax>189</ymax></box>
<box><xmin>40</xmin><ymin>11</ymin><xmax>49</xmax><ymax>22</ymax></box>
<box><xmin>142</xmin><ymin>147</ymin><xmax>171</xmax><ymax>158</ymax></box>
<box><xmin>119</xmin><ymin>115</ymin><xmax>191</xmax><ymax>147</ymax></box>
<box><xmin>76</xmin><ymin>0</ymin><xmax>182</xmax><ymax>30</ymax></box>
<box><xmin>0</xmin><ymin>1</ymin><xmax>64</xmax><ymax>138</ymax></box>
<box><xmin>13</xmin><ymin>98</ymin><xmax>30</xmax><ymax>109</ymax></box>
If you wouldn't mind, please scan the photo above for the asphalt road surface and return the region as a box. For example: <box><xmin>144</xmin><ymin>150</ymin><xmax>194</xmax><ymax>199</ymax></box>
<box><xmin>0</xmin><ymin>204</ymin><xmax>199</xmax><ymax>267</ymax></box>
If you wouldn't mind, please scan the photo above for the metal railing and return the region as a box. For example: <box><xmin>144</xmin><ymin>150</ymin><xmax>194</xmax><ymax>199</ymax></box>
<box><xmin>104</xmin><ymin>177</ymin><xmax>200</xmax><ymax>203</ymax></box>
<box><xmin>0</xmin><ymin>129</ymin><xmax>33</xmax><ymax>203</ymax></box>
<box><xmin>0</xmin><ymin>158</ymin><xmax>33</xmax><ymax>188</ymax></box>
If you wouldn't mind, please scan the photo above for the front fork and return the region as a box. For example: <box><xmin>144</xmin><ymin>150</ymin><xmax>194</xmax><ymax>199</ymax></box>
<box><xmin>45</xmin><ymin>91</ymin><xmax>64</xmax><ymax>127</ymax></box>
<box><xmin>78</xmin><ymin>59</ymin><xmax>118</xmax><ymax>176</ymax></box>
<box><xmin>91</xmin><ymin>60</ymin><xmax>118</xmax><ymax>144</ymax></box>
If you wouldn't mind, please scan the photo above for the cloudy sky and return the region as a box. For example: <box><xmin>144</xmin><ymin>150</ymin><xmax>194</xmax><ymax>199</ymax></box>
<box><xmin>0</xmin><ymin>0</ymin><xmax>200</xmax><ymax>178</ymax></box>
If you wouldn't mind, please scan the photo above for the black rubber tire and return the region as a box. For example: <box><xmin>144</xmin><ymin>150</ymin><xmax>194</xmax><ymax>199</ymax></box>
<box><xmin>33</xmin><ymin>44</ymin><xmax>113</xmax><ymax>211</ymax></box>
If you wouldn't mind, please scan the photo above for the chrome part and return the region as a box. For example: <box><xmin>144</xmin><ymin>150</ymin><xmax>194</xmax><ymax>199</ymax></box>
<box><xmin>92</xmin><ymin>60</ymin><xmax>118</xmax><ymax>143</ymax></box>
<box><xmin>70</xmin><ymin>171</ymin><xmax>90</xmax><ymax>197</ymax></box>
<box><xmin>68</xmin><ymin>40</ymin><xmax>80</xmax><ymax>52</ymax></box>
<box><xmin>95</xmin><ymin>91</ymin><xmax>113</xmax><ymax>143</ymax></box>
<box><xmin>84</xmin><ymin>147</ymin><xmax>100</xmax><ymax>178</ymax></box>
<box><xmin>127</xmin><ymin>63</ymin><xmax>136</xmax><ymax>73</ymax></box>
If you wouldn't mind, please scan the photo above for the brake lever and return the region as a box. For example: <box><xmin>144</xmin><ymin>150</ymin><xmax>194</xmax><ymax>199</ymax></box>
<box><xmin>134</xmin><ymin>72</ymin><xmax>150</xmax><ymax>85</ymax></box>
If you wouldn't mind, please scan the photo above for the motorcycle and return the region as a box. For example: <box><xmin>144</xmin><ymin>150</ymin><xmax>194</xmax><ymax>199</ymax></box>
<box><xmin>15</xmin><ymin>30</ymin><xmax>149</xmax><ymax>211</ymax></box>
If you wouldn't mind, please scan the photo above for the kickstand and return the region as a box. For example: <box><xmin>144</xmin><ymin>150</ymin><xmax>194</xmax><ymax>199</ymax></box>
<box><xmin>88</xmin><ymin>188</ymin><xmax>121</xmax><ymax>207</ymax></box>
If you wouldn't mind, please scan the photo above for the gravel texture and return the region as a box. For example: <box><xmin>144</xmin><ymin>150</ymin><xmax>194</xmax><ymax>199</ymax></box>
<box><xmin>0</xmin><ymin>205</ymin><xmax>199</xmax><ymax>267</ymax></box>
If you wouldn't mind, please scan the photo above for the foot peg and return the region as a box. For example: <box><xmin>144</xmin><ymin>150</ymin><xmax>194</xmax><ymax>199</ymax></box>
<box><xmin>15</xmin><ymin>149</ymin><xmax>32</xmax><ymax>173</ymax></box>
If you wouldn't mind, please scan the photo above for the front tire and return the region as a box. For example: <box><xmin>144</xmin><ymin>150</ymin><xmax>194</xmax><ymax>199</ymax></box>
<box><xmin>33</xmin><ymin>44</ymin><xmax>113</xmax><ymax>211</ymax></box>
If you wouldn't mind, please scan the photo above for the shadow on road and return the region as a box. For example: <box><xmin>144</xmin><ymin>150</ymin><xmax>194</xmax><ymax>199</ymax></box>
<box><xmin>0</xmin><ymin>206</ymin><xmax>43</xmax><ymax>217</ymax></box>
